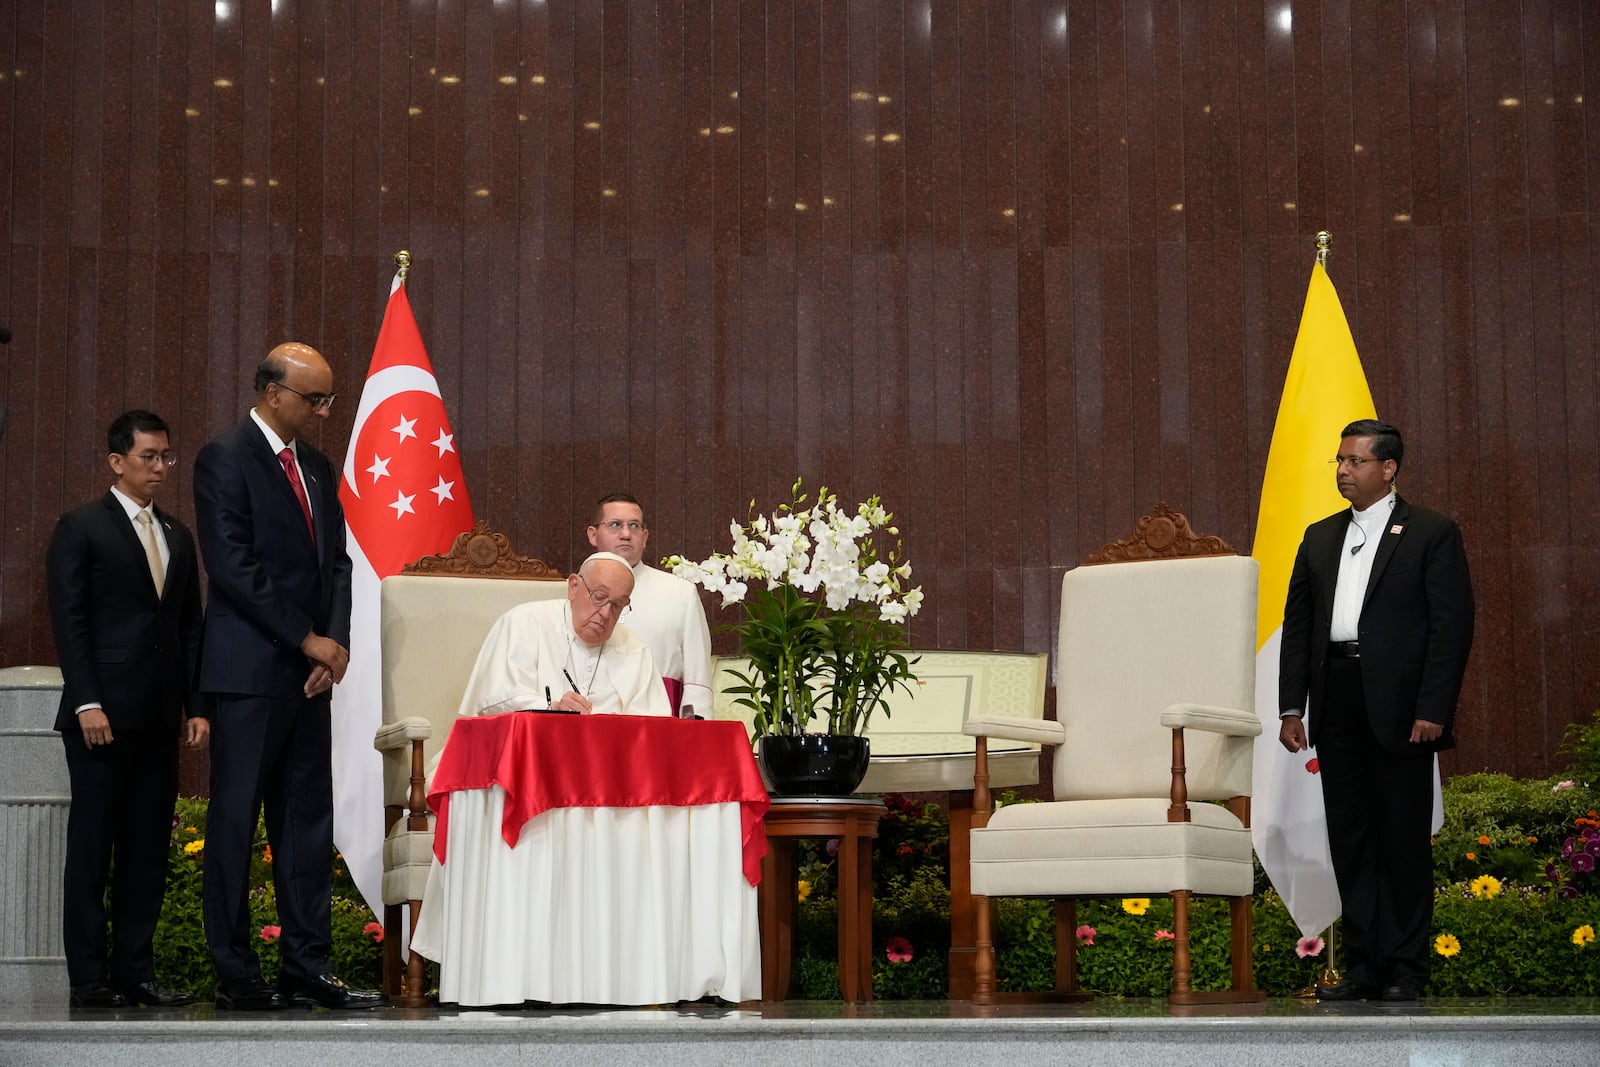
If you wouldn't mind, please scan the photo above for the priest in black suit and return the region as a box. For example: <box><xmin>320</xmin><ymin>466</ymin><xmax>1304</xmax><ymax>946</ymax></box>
<box><xmin>46</xmin><ymin>409</ymin><xmax>207</xmax><ymax>1009</ymax></box>
<box><xmin>193</xmin><ymin>342</ymin><xmax>378</xmax><ymax>1010</ymax></box>
<box><xmin>1279</xmin><ymin>419</ymin><xmax>1475</xmax><ymax>1002</ymax></box>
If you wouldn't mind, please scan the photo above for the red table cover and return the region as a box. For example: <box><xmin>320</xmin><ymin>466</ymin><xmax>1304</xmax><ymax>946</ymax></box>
<box><xmin>428</xmin><ymin>714</ymin><xmax>770</xmax><ymax>885</ymax></box>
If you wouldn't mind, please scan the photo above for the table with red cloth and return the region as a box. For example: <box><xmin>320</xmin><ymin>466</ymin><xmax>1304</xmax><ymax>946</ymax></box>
<box><xmin>409</xmin><ymin>713</ymin><xmax>769</xmax><ymax>1006</ymax></box>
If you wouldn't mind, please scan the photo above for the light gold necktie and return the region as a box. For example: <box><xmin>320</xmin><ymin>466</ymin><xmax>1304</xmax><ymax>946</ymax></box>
<box><xmin>135</xmin><ymin>510</ymin><xmax>165</xmax><ymax>597</ymax></box>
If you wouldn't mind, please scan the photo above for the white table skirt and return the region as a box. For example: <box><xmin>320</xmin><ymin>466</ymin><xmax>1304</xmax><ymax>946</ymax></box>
<box><xmin>411</xmin><ymin>786</ymin><xmax>761</xmax><ymax>1006</ymax></box>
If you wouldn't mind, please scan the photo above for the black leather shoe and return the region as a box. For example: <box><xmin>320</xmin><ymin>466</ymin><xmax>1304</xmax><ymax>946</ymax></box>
<box><xmin>69</xmin><ymin>981</ymin><xmax>127</xmax><ymax>1009</ymax></box>
<box><xmin>1315</xmin><ymin>978</ymin><xmax>1376</xmax><ymax>1001</ymax></box>
<box><xmin>120</xmin><ymin>980</ymin><xmax>195</xmax><ymax>1007</ymax></box>
<box><xmin>1380</xmin><ymin>982</ymin><xmax>1422</xmax><ymax>1002</ymax></box>
<box><xmin>279</xmin><ymin>972</ymin><xmax>383</xmax><ymax>1009</ymax></box>
<box><xmin>215</xmin><ymin>976</ymin><xmax>288</xmax><ymax>1011</ymax></box>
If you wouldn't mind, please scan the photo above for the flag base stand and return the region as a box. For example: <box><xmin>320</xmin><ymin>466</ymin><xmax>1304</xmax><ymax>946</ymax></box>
<box><xmin>1293</xmin><ymin>925</ymin><xmax>1342</xmax><ymax>998</ymax></box>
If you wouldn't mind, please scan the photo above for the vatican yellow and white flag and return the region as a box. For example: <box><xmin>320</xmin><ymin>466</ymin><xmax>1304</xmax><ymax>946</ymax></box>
<box><xmin>1251</xmin><ymin>258</ymin><xmax>1373</xmax><ymax>939</ymax></box>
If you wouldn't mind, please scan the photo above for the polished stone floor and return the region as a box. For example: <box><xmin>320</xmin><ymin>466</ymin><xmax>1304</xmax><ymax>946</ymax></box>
<box><xmin>3</xmin><ymin>997</ymin><xmax>1597</xmax><ymax>1066</ymax></box>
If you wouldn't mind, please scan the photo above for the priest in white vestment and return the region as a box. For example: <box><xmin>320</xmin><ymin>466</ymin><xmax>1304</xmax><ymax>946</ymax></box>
<box><xmin>586</xmin><ymin>493</ymin><xmax>714</xmax><ymax>716</ymax></box>
<box><xmin>455</xmin><ymin>551</ymin><xmax>671</xmax><ymax>720</ymax></box>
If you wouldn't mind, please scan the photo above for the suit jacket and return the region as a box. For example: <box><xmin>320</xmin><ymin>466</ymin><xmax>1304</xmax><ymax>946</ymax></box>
<box><xmin>46</xmin><ymin>492</ymin><xmax>203</xmax><ymax>734</ymax></box>
<box><xmin>1279</xmin><ymin>495</ymin><xmax>1475</xmax><ymax>754</ymax></box>
<box><xmin>193</xmin><ymin>416</ymin><xmax>352</xmax><ymax>699</ymax></box>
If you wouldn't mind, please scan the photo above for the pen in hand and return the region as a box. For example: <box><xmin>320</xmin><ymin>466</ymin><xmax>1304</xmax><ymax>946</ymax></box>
<box><xmin>562</xmin><ymin>668</ymin><xmax>580</xmax><ymax>696</ymax></box>
<box><xmin>545</xmin><ymin>686</ymin><xmax>553</xmax><ymax>708</ymax></box>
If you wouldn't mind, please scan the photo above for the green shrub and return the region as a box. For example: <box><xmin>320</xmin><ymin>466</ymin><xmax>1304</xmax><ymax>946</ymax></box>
<box><xmin>787</xmin><ymin>782</ymin><xmax>1600</xmax><ymax>999</ymax></box>
<box><xmin>152</xmin><ymin>796</ymin><xmax>383</xmax><ymax>996</ymax></box>
<box><xmin>1559</xmin><ymin>708</ymin><xmax>1600</xmax><ymax>787</ymax></box>
<box><xmin>1433</xmin><ymin>772</ymin><xmax>1600</xmax><ymax>886</ymax></box>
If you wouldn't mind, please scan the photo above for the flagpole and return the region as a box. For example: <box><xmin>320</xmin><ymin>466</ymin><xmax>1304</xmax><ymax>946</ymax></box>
<box><xmin>395</xmin><ymin>248</ymin><xmax>411</xmax><ymax>281</ymax></box>
<box><xmin>1293</xmin><ymin>228</ymin><xmax>1346</xmax><ymax>1002</ymax></box>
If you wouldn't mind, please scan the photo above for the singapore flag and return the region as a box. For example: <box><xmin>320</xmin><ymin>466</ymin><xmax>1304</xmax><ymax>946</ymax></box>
<box><xmin>331</xmin><ymin>267</ymin><xmax>474</xmax><ymax>923</ymax></box>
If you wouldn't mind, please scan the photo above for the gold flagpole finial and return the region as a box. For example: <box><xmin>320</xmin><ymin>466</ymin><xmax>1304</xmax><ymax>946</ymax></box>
<box><xmin>1315</xmin><ymin>231</ymin><xmax>1331</xmax><ymax>268</ymax></box>
<box><xmin>394</xmin><ymin>249</ymin><xmax>412</xmax><ymax>281</ymax></box>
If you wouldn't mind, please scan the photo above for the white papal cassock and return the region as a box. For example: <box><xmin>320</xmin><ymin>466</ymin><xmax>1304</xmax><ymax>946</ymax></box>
<box><xmin>455</xmin><ymin>597</ymin><xmax>671</xmax><ymax>718</ymax></box>
<box><xmin>410</xmin><ymin>599</ymin><xmax>761</xmax><ymax>1006</ymax></box>
<box><xmin>627</xmin><ymin>562</ymin><xmax>713</xmax><ymax>716</ymax></box>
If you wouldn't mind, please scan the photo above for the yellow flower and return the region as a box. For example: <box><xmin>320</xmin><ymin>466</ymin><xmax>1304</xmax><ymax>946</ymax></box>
<box><xmin>1574</xmin><ymin>925</ymin><xmax>1596</xmax><ymax>947</ymax></box>
<box><xmin>797</xmin><ymin>880</ymin><xmax>812</xmax><ymax>903</ymax></box>
<box><xmin>1469</xmin><ymin>874</ymin><xmax>1503</xmax><ymax>899</ymax></box>
<box><xmin>1122</xmin><ymin>898</ymin><xmax>1150</xmax><ymax>915</ymax></box>
<box><xmin>184</xmin><ymin>839</ymin><xmax>205</xmax><ymax>855</ymax></box>
<box><xmin>184</xmin><ymin>827</ymin><xmax>197</xmax><ymax>834</ymax></box>
<box><xmin>1434</xmin><ymin>934</ymin><xmax>1461</xmax><ymax>957</ymax></box>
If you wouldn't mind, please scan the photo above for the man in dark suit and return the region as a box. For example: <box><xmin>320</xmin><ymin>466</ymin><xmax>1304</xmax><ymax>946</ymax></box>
<box><xmin>193</xmin><ymin>342</ymin><xmax>379</xmax><ymax>1010</ymax></box>
<box><xmin>1279</xmin><ymin>418</ymin><xmax>1474</xmax><ymax>1002</ymax></box>
<box><xmin>47</xmin><ymin>409</ymin><xmax>207</xmax><ymax>1009</ymax></box>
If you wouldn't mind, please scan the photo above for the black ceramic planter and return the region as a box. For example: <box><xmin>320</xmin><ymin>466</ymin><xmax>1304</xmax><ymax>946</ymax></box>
<box><xmin>757</xmin><ymin>734</ymin><xmax>871</xmax><ymax>797</ymax></box>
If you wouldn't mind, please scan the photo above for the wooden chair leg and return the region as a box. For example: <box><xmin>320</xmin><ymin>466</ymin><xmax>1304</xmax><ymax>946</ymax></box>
<box><xmin>1054</xmin><ymin>899</ymin><xmax>1079</xmax><ymax>995</ymax></box>
<box><xmin>382</xmin><ymin>902</ymin><xmax>403</xmax><ymax>997</ymax></box>
<box><xmin>1230</xmin><ymin>893</ymin><xmax>1253</xmax><ymax>992</ymax></box>
<box><xmin>399</xmin><ymin>899</ymin><xmax>429</xmax><ymax>1007</ymax></box>
<box><xmin>1170</xmin><ymin>889</ymin><xmax>1192</xmax><ymax>997</ymax></box>
<box><xmin>973</xmin><ymin>894</ymin><xmax>995</xmax><ymax>1005</ymax></box>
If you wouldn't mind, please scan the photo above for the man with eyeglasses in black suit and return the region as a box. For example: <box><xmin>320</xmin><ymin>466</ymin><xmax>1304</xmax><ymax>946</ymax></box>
<box><xmin>192</xmin><ymin>342</ymin><xmax>379</xmax><ymax>1010</ymax></box>
<box><xmin>47</xmin><ymin>409</ymin><xmax>207</xmax><ymax>1009</ymax></box>
<box><xmin>1278</xmin><ymin>418</ymin><xmax>1475</xmax><ymax>1003</ymax></box>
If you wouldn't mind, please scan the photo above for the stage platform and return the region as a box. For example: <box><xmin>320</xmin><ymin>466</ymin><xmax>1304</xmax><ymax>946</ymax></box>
<box><xmin>2</xmin><ymin>997</ymin><xmax>1597</xmax><ymax>1066</ymax></box>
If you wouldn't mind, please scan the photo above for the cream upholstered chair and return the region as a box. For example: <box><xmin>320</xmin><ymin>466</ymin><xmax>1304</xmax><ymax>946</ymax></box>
<box><xmin>372</xmin><ymin>524</ymin><xmax>566</xmax><ymax>1005</ymax></box>
<box><xmin>966</xmin><ymin>505</ymin><xmax>1264</xmax><ymax>1006</ymax></box>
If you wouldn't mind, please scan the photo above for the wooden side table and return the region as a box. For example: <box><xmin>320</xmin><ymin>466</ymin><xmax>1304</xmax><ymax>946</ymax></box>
<box><xmin>758</xmin><ymin>797</ymin><xmax>885</xmax><ymax>1002</ymax></box>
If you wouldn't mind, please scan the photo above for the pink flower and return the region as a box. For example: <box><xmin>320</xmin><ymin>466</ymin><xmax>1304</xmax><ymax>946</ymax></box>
<box><xmin>1154</xmin><ymin>929</ymin><xmax>1176</xmax><ymax>941</ymax></box>
<box><xmin>1296</xmin><ymin>935</ymin><xmax>1325</xmax><ymax>959</ymax></box>
<box><xmin>826</xmin><ymin>838</ymin><xmax>840</xmax><ymax>857</ymax></box>
<box><xmin>259</xmin><ymin>925</ymin><xmax>281</xmax><ymax>942</ymax></box>
<box><xmin>886</xmin><ymin>936</ymin><xmax>914</xmax><ymax>964</ymax></box>
<box><xmin>1554</xmin><ymin>780</ymin><xmax>1575</xmax><ymax>792</ymax></box>
<box><xmin>363</xmin><ymin>921</ymin><xmax>385</xmax><ymax>943</ymax></box>
<box><xmin>1075</xmin><ymin>924</ymin><xmax>1097</xmax><ymax>946</ymax></box>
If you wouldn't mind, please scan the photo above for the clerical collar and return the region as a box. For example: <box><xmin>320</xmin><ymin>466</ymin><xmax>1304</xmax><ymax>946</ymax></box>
<box><xmin>1351</xmin><ymin>491</ymin><xmax>1396</xmax><ymax>523</ymax></box>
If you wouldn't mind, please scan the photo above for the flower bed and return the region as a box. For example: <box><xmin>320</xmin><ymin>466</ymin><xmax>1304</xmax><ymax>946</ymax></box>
<box><xmin>143</xmin><ymin>768</ymin><xmax>1600</xmax><ymax>999</ymax></box>
<box><xmin>153</xmin><ymin>796</ymin><xmax>383</xmax><ymax>996</ymax></box>
<box><xmin>792</xmin><ymin>776</ymin><xmax>1600</xmax><ymax>999</ymax></box>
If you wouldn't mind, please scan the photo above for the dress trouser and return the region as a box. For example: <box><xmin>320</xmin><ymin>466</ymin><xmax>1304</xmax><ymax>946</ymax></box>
<box><xmin>61</xmin><ymin>727</ymin><xmax>180</xmax><ymax>987</ymax></box>
<box><xmin>203</xmin><ymin>693</ymin><xmax>334</xmax><ymax>982</ymax></box>
<box><xmin>1315</xmin><ymin>655</ymin><xmax>1436</xmax><ymax>988</ymax></box>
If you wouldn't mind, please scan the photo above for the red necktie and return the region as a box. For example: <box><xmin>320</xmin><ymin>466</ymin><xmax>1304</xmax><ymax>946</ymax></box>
<box><xmin>278</xmin><ymin>447</ymin><xmax>315</xmax><ymax>542</ymax></box>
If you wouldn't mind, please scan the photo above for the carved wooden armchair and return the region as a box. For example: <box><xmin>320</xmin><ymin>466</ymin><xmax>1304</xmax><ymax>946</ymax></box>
<box><xmin>965</xmin><ymin>505</ymin><xmax>1265</xmax><ymax>1006</ymax></box>
<box><xmin>372</xmin><ymin>523</ymin><xmax>566</xmax><ymax>1005</ymax></box>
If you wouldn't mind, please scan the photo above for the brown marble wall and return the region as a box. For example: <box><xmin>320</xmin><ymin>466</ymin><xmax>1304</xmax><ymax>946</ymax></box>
<box><xmin>1</xmin><ymin>1</ymin><xmax>1597</xmax><ymax>780</ymax></box>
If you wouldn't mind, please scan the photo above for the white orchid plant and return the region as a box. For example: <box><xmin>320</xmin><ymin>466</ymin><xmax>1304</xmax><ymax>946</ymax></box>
<box><xmin>666</xmin><ymin>479</ymin><xmax>923</xmax><ymax>737</ymax></box>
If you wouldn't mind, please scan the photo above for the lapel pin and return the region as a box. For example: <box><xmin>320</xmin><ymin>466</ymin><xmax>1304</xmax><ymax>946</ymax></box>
<box><xmin>1390</xmin><ymin>524</ymin><xmax>1404</xmax><ymax>535</ymax></box>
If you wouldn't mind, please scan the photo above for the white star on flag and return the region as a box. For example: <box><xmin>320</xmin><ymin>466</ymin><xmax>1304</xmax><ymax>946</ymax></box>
<box><xmin>431</xmin><ymin>476</ymin><xmax>455</xmax><ymax>504</ymax></box>
<box><xmin>392</xmin><ymin>414</ymin><xmax>417</xmax><ymax>442</ymax></box>
<box><xmin>366</xmin><ymin>455</ymin><xmax>391</xmax><ymax>483</ymax></box>
<box><xmin>432</xmin><ymin>429</ymin><xmax>456</xmax><ymax>457</ymax></box>
<box><xmin>388</xmin><ymin>490</ymin><xmax>415</xmax><ymax>518</ymax></box>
